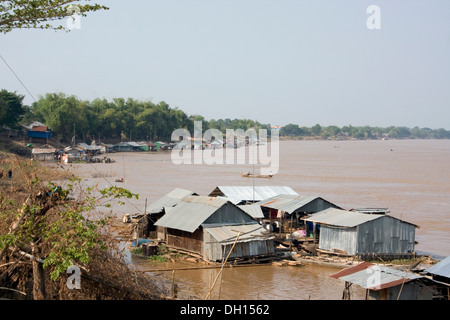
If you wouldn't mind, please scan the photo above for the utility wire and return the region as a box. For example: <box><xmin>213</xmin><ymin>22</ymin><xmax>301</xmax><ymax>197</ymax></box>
<box><xmin>0</xmin><ymin>53</ymin><xmax>36</xmax><ymax>101</ymax></box>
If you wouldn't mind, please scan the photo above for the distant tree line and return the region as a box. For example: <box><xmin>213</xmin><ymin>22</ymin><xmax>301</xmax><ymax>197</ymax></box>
<box><xmin>1</xmin><ymin>91</ymin><xmax>270</xmax><ymax>143</ymax></box>
<box><xmin>279</xmin><ymin>123</ymin><xmax>450</xmax><ymax>140</ymax></box>
<box><xmin>1</xmin><ymin>89</ymin><xmax>449</xmax><ymax>143</ymax></box>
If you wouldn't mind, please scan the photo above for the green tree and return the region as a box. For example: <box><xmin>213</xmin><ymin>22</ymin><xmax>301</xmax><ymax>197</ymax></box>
<box><xmin>31</xmin><ymin>93</ymin><xmax>89</xmax><ymax>142</ymax></box>
<box><xmin>0</xmin><ymin>0</ymin><xmax>108</xmax><ymax>34</ymax></box>
<box><xmin>0</xmin><ymin>159</ymin><xmax>138</xmax><ymax>299</ymax></box>
<box><xmin>310</xmin><ymin>123</ymin><xmax>322</xmax><ymax>136</ymax></box>
<box><xmin>0</xmin><ymin>89</ymin><xmax>26</xmax><ymax>128</ymax></box>
<box><xmin>280</xmin><ymin>123</ymin><xmax>301</xmax><ymax>137</ymax></box>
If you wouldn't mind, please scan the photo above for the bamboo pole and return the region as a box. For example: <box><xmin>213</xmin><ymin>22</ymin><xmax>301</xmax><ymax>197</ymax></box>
<box><xmin>204</xmin><ymin>232</ymin><xmax>241</xmax><ymax>300</ymax></box>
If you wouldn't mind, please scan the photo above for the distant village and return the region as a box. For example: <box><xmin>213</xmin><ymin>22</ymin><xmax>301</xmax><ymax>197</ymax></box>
<box><xmin>15</xmin><ymin>121</ymin><xmax>177</xmax><ymax>162</ymax></box>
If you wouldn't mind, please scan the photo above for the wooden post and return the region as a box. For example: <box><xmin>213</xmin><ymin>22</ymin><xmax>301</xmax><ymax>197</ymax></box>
<box><xmin>289</xmin><ymin>214</ymin><xmax>293</xmax><ymax>251</ymax></box>
<box><xmin>171</xmin><ymin>269</ymin><xmax>176</xmax><ymax>299</ymax></box>
<box><xmin>32</xmin><ymin>244</ymin><xmax>45</xmax><ymax>300</ymax></box>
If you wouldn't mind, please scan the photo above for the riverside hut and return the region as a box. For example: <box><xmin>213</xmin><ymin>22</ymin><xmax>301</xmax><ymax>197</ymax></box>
<box><xmin>145</xmin><ymin>188</ymin><xmax>198</xmax><ymax>215</ymax></box>
<box><xmin>256</xmin><ymin>194</ymin><xmax>341</xmax><ymax>233</ymax></box>
<box><xmin>303</xmin><ymin>208</ymin><xmax>418</xmax><ymax>259</ymax></box>
<box><xmin>423</xmin><ymin>256</ymin><xmax>450</xmax><ymax>299</ymax></box>
<box><xmin>138</xmin><ymin>188</ymin><xmax>198</xmax><ymax>239</ymax></box>
<box><xmin>31</xmin><ymin>144</ymin><xmax>56</xmax><ymax>161</ymax></box>
<box><xmin>330</xmin><ymin>262</ymin><xmax>435</xmax><ymax>300</ymax></box>
<box><xmin>154</xmin><ymin>196</ymin><xmax>274</xmax><ymax>262</ymax></box>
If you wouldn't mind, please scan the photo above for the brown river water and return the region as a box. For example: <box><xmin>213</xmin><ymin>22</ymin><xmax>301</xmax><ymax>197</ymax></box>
<box><xmin>67</xmin><ymin>139</ymin><xmax>450</xmax><ymax>300</ymax></box>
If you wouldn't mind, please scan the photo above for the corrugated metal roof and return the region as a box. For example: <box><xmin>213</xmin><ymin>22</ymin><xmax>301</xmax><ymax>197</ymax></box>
<box><xmin>209</xmin><ymin>186</ymin><xmax>298</xmax><ymax>204</ymax></box>
<box><xmin>154</xmin><ymin>196</ymin><xmax>230</xmax><ymax>233</ymax></box>
<box><xmin>145</xmin><ymin>188</ymin><xmax>196</xmax><ymax>214</ymax></box>
<box><xmin>330</xmin><ymin>262</ymin><xmax>423</xmax><ymax>290</ymax></box>
<box><xmin>77</xmin><ymin>143</ymin><xmax>100</xmax><ymax>150</ymax></box>
<box><xmin>128</xmin><ymin>142</ymin><xmax>141</xmax><ymax>147</ymax></box>
<box><xmin>256</xmin><ymin>194</ymin><xmax>339</xmax><ymax>214</ymax></box>
<box><xmin>32</xmin><ymin>144</ymin><xmax>56</xmax><ymax>154</ymax></box>
<box><xmin>304</xmin><ymin>208</ymin><xmax>383</xmax><ymax>227</ymax></box>
<box><xmin>425</xmin><ymin>256</ymin><xmax>450</xmax><ymax>279</ymax></box>
<box><xmin>204</xmin><ymin>223</ymin><xmax>272</xmax><ymax>245</ymax></box>
<box><xmin>238</xmin><ymin>203</ymin><xmax>264</xmax><ymax>219</ymax></box>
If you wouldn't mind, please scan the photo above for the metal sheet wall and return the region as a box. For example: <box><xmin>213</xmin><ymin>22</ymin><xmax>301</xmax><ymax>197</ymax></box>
<box><xmin>203</xmin><ymin>231</ymin><xmax>275</xmax><ymax>261</ymax></box>
<box><xmin>319</xmin><ymin>215</ymin><xmax>416</xmax><ymax>255</ymax></box>
<box><xmin>357</xmin><ymin>216</ymin><xmax>415</xmax><ymax>254</ymax></box>
<box><xmin>204</xmin><ymin>203</ymin><xmax>256</xmax><ymax>225</ymax></box>
<box><xmin>319</xmin><ymin>226</ymin><xmax>358</xmax><ymax>255</ymax></box>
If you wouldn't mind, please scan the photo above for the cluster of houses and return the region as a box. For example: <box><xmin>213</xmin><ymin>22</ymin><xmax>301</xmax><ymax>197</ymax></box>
<box><xmin>27</xmin><ymin>124</ymin><xmax>175</xmax><ymax>163</ymax></box>
<box><xmin>139</xmin><ymin>185</ymin><xmax>418</xmax><ymax>261</ymax></box>
<box><xmin>132</xmin><ymin>185</ymin><xmax>449</xmax><ymax>300</ymax></box>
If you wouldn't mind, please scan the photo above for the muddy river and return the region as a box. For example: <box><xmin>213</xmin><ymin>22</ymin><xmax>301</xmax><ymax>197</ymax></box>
<box><xmin>67</xmin><ymin>139</ymin><xmax>450</xmax><ymax>299</ymax></box>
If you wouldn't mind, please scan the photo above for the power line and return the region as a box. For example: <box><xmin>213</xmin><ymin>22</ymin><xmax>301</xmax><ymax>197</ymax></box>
<box><xmin>0</xmin><ymin>53</ymin><xmax>36</xmax><ymax>102</ymax></box>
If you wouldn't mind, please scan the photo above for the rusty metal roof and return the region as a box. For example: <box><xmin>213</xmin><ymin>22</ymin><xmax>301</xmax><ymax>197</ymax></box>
<box><xmin>330</xmin><ymin>262</ymin><xmax>423</xmax><ymax>291</ymax></box>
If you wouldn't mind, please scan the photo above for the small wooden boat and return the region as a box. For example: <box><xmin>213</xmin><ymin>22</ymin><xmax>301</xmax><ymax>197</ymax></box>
<box><xmin>241</xmin><ymin>172</ymin><xmax>273</xmax><ymax>179</ymax></box>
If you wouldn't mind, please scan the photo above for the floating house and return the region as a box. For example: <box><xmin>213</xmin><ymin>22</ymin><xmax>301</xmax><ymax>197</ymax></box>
<box><xmin>303</xmin><ymin>208</ymin><xmax>418</xmax><ymax>259</ymax></box>
<box><xmin>136</xmin><ymin>189</ymin><xmax>198</xmax><ymax>239</ymax></box>
<box><xmin>145</xmin><ymin>188</ymin><xmax>198</xmax><ymax>215</ymax></box>
<box><xmin>330</xmin><ymin>262</ymin><xmax>435</xmax><ymax>300</ymax></box>
<box><xmin>238</xmin><ymin>203</ymin><xmax>265</xmax><ymax>220</ymax></box>
<box><xmin>98</xmin><ymin>143</ymin><xmax>116</xmax><ymax>153</ymax></box>
<box><xmin>115</xmin><ymin>142</ymin><xmax>133</xmax><ymax>152</ymax></box>
<box><xmin>127</xmin><ymin>141</ymin><xmax>144</xmax><ymax>151</ymax></box>
<box><xmin>424</xmin><ymin>256</ymin><xmax>450</xmax><ymax>284</ymax></box>
<box><xmin>154</xmin><ymin>196</ymin><xmax>274</xmax><ymax>262</ymax></box>
<box><xmin>208</xmin><ymin>186</ymin><xmax>298</xmax><ymax>205</ymax></box>
<box><xmin>256</xmin><ymin>194</ymin><xmax>341</xmax><ymax>233</ymax></box>
<box><xmin>422</xmin><ymin>256</ymin><xmax>450</xmax><ymax>299</ymax></box>
<box><xmin>77</xmin><ymin>142</ymin><xmax>101</xmax><ymax>155</ymax></box>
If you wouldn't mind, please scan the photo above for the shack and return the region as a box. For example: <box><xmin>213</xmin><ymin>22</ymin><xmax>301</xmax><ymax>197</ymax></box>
<box><xmin>128</xmin><ymin>141</ymin><xmax>144</xmax><ymax>151</ymax></box>
<box><xmin>256</xmin><ymin>194</ymin><xmax>341</xmax><ymax>233</ymax></box>
<box><xmin>141</xmin><ymin>188</ymin><xmax>198</xmax><ymax>238</ymax></box>
<box><xmin>98</xmin><ymin>143</ymin><xmax>116</xmax><ymax>153</ymax></box>
<box><xmin>208</xmin><ymin>186</ymin><xmax>298</xmax><ymax>205</ymax></box>
<box><xmin>31</xmin><ymin>144</ymin><xmax>56</xmax><ymax>161</ymax></box>
<box><xmin>77</xmin><ymin>143</ymin><xmax>101</xmax><ymax>156</ymax></box>
<box><xmin>237</xmin><ymin>203</ymin><xmax>264</xmax><ymax>220</ymax></box>
<box><xmin>303</xmin><ymin>208</ymin><xmax>418</xmax><ymax>259</ymax></box>
<box><xmin>115</xmin><ymin>142</ymin><xmax>133</xmax><ymax>152</ymax></box>
<box><xmin>145</xmin><ymin>188</ymin><xmax>198</xmax><ymax>215</ymax></box>
<box><xmin>422</xmin><ymin>256</ymin><xmax>450</xmax><ymax>299</ymax></box>
<box><xmin>154</xmin><ymin>196</ymin><xmax>274</xmax><ymax>262</ymax></box>
<box><xmin>330</xmin><ymin>262</ymin><xmax>435</xmax><ymax>300</ymax></box>
<box><xmin>26</xmin><ymin>121</ymin><xmax>53</xmax><ymax>142</ymax></box>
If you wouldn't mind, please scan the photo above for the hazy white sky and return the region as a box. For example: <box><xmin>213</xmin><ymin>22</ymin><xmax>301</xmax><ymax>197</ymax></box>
<box><xmin>1</xmin><ymin>0</ymin><xmax>449</xmax><ymax>128</ymax></box>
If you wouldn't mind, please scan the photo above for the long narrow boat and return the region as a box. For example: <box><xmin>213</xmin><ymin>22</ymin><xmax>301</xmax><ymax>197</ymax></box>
<box><xmin>241</xmin><ymin>172</ymin><xmax>273</xmax><ymax>179</ymax></box>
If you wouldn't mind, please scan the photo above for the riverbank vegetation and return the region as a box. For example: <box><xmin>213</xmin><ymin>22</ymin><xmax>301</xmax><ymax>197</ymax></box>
<box><xmin>0</xmin><ymin>153</ymin><xmax>169</xmax><ymax>299</ymax></box>
<box><xmin>279</xmin><ymin>123</ymin><xmax>450</xmax><ymax>140</ymax></box>
<box><xmin>2</xmin><ymin>90</ymin><xmax>450</xmax><ymax>144</ymax></box>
